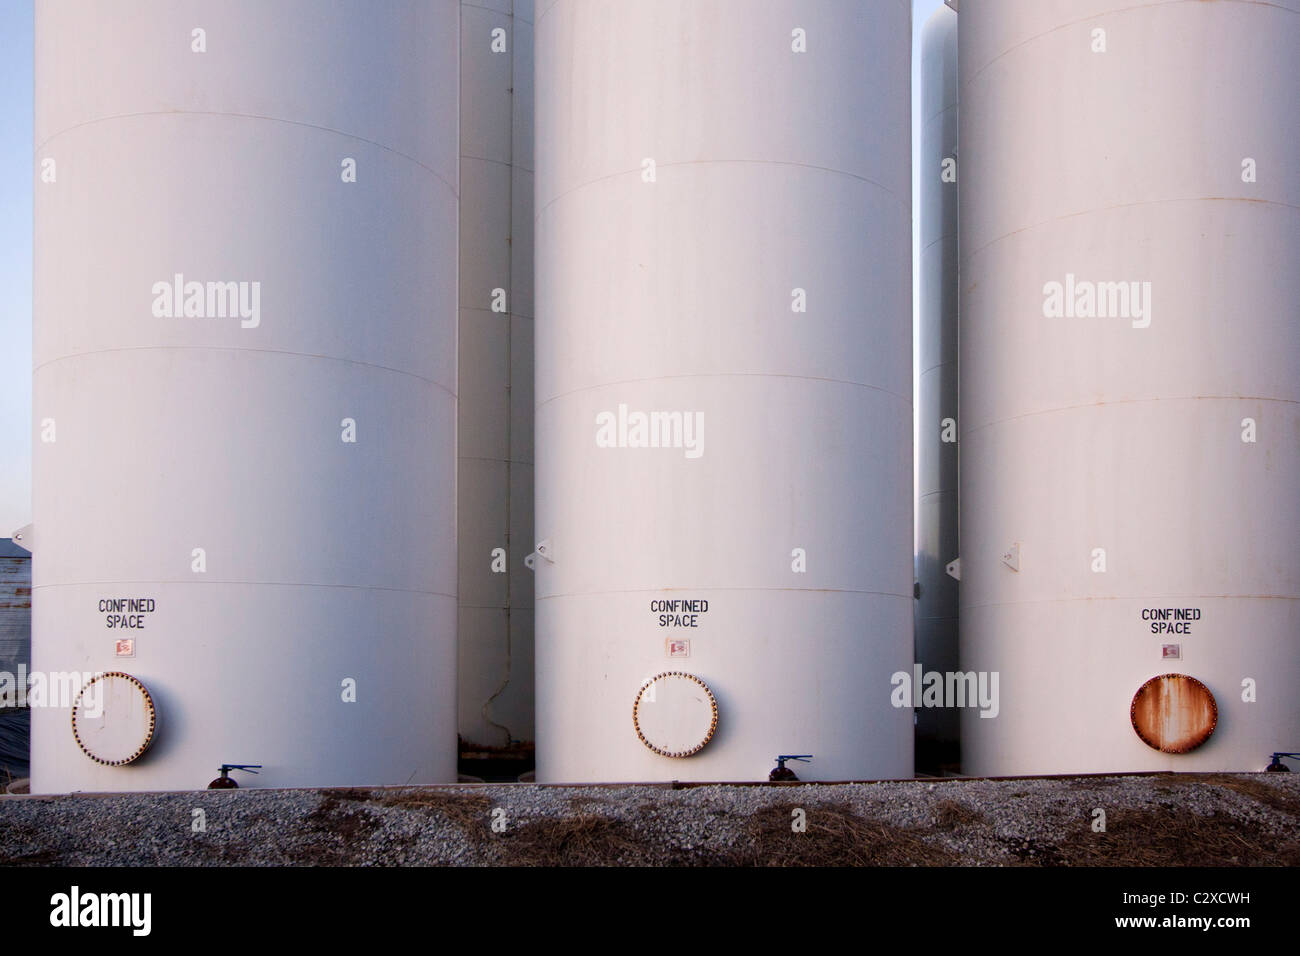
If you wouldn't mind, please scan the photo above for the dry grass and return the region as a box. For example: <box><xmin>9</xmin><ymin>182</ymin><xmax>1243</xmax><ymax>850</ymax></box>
<box><xmin>298</xmin><ymin>788</ymin><xmax>494</xmax><ymax>863</ymax></box>
<box><xmin>296</xmin><ymin>785</ymin><xmax>1300</xmax><ymax>866</ymax></box>
<box><xmin>319</xmin><ymin>786</ymin><xmax>492</xmax><ymax>832</ymax></box>
<box><xmin>490</xmin><ymin>813</ymin><xmax>654</xmax><ymax>866</ymax></box>
<box><xmin>1057</xmin><ymin>806</ymin><xmax>1300</xmax><ymax>866</ymax></box>
<box><xmin>729</xmin><ymin>802</ymin><xmax>959</xmax><ymax>867</ymax></box>
<box><xmin>293</xmin><ymin>795</ymin><xmax>385</xmax><ymax>864</ymax></box>
<box><xmin>374</xmin><ymin>789</ymin><xmax>492</xmax><ymax>828</ymax></box>
<box><xmin>8</xmin><ymin>776</ymin><xmax>1292</xmax><ymax>867</ymax></box>
<box><xmin>931</xmin><ymin>798</ymin><xmax>985</xmax><ymax>830</ymax></box>
<box><xmin>1195</xmin><ymin>774</ymin><xmax>1300</xmax><ymax>817</ymax></box>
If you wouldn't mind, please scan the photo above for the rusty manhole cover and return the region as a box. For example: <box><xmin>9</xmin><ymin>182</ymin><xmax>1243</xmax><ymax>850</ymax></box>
<box><xmin>1130</xmin><ymin>673</ymin><xmax>1217</xmax><ymax>754</ymax></box>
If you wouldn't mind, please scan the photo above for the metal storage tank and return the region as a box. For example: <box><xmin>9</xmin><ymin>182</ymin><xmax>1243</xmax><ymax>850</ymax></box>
<box><xmin>915</xmin><ymin>1</ymin><xmax>960</xmax><ymax>772</ymax></box>
<box><xmin>958</xmin><ymin>0</ymin><xmax>1300</xmax><ymax>774</ymax></box>
<box><xmin>32</xmin><ymin>0</ymin><xmax>459</xmax><ymax>791</ymax></box>
<box><xmin>534</xmin><ymin>0</ymin><xmax>914</xmax><ymax>782</ymax></box>
<box><xmin>457</xmin><ymin>0</ymin><xmax>536</xmax><ymax>761</ymax></box>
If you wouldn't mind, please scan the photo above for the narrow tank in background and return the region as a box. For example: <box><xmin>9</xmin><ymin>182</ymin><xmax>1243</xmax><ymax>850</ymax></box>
<box><xmin>915</xmin><ymin>1</ymin><xmax>961</xmax><ymax>774</ymax></box>
<box><xmin>456</xmin><ymin>0</ymin><xmax>537</xmax><ymax>773</ymax></box>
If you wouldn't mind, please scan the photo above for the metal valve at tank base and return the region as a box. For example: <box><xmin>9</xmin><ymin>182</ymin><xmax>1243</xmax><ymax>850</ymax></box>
<box><xmin>769</xmin><ymin>755</ymin><xmax>813</xmax><ymax>782</ymax></box>
<box><xmin>1265</xmin><ymin>752</ymin><xmax>1298</xmax><ymax>772</ymax></box>
<box><xmin>208</xmin><ymin>764</ymin><xmax>263</xmax><ymax>790</ymax></box>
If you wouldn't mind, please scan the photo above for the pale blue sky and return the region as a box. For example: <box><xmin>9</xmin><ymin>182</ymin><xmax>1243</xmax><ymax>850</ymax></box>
<box><xmin>0</xmin><ymin>0</ymin><xmax>32</xmax><ymax>537</ymax></box>
<box><xmin>0</xmin><ymin>0</ymin><xmax>944</xmax><ymax>536</ymax></box>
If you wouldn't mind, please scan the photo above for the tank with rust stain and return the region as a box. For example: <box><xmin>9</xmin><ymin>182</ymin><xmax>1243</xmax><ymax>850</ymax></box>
<box><xmin>1130</xmin><ymin>675</ymin><xmax>1218</xmax><ymax>754</ymax></box>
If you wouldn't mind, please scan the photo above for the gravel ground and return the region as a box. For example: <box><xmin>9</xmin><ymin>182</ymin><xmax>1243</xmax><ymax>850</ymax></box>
<box><xmin>0</xmin><ymin>773</ymin><xmax>1296</xmax><ymax>866</ymax></box>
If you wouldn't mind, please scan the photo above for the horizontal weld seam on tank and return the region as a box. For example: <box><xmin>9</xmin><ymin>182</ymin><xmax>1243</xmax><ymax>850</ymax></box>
<box><xmin>961</xmin><ymin>197</ymin><xmax>1300</xmax><ymax>265</ymax></box>
<box><xmin>536</xmin><ymin>159</ymin><xmax>909</xmax><ymax>222</ymax></box>
<box><xmin>536</xmin><ymin>373</ymin><xmax>912</xmax><ymax>411</ymax></box>
<box><xmin>960</xmin><ymin>395</ymin><xmax>1300</xmax><ymax>437</ymax></box>
<box><xmin>963</xmin><ymin>0</ymin><xmax>1300</xmax><ymax>86</ymax></box>
<box><xmin>461</xmin><ymin>305</ymin><xmax>535</xmax><ymax>320</ymax></box>
<box><xmin>921</xmin><ymin>103</ymin><xmax>958</xmax><ymax>127</ymax></box>
<box><xmin>476</xmin><ymin>2</ymin><xmax>530</xmax><ymax>27</ymax></box>
<box><xmin>35</xmin><ymin>111</ymin><xmax>457</xmax><ymax>199</ymax></box>
<box><xmin>33</xmin><ymin>582</ymin><xmax>457</xmax><ymax>597</ymax></box>
<box><xmin>460</xmin><ymin>0</ymin><xmax>511</xmax><ymax>14</ymax></box>
<box><xmin>537</xmin><ymin>587</ymin><xmax>914</xmax><ymax>600</ymax></box>
<box><xmin>462</xmin><ymin>0</ymin><xmax>524</xmax><ymax>16</ymax></box>
<box><xmin>534</xmin><ymin>0</ymin><xmax>561</xmax><ymax>25</ymax></box>
<box><xmin>534</xmin><ymin>0</ymin><xmax>910</xmax><ymax>27</ymax></box>
<box><xmin>33</xmin><ymin>346</ymin><xmax>456</xmax><ymax>397</ymax></box>
<box><xmin>918</xmin><ymin>489</ymin><xmax>956</xmax><ymax>501</ymax></box>
<box><xmin>920</xmin><ymin>234</ymin><xmax>957</xmax><ymax>255</ymax></box>
<box><xmin>963</xmin><ymin>595</ymin><xmax>1297</xmax><ymax>611</ymax></box>
<box><xmin>461</xmin><ymin>152</ymin><xmax>536</xmax><ymax>176</ymax></box>
<box><xmin>540</xmin><ymin>0</ymin><xmax>914</xmax><ymax>24</ymax></box>
<box><xmin>459</xmin><ymin>456</ymin><xmax>536</xmax><ymax>466</ymax></box>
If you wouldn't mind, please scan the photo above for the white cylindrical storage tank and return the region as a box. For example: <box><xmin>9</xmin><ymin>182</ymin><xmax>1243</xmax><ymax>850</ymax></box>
<box><xmin>32</xmin><ymin>0</ymin><xmax>460</xmax><ymax>791</ymax></box>
<box><xmin>958</xmin><ymin>0</ymin><xmax>1300</xmax><ymax>774</ymax></box>
<box><xmin>457</xmin><ymin>0</ymin><xmax>536</xmax><ymax>756</ymax></box>
<box><xmin>915</xmin><ymin>2</ymin><xmax>960</xmax><ymax>772</ymax></box>
<box><xmin>535</xmin><ymin>0</ymin><xmax>914</xmax><ymax>782</ymax></box>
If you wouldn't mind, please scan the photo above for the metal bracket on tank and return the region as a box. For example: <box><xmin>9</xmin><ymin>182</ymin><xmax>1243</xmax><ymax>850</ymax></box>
<box><xmin>945</xmin><ymin>558</ymin><xmax>961</xmax><ymax>581</ymax></box>
<box><xmin>10</xmin><ymin>524</ymin><xmax>32</xmax><ymax>553</ymax></box>
<box><xmin>524</xmin><ymin>538</ymin><xmax>554</xmax><ymax>571</ymax></box>
<box><xmin>1001</xmin><ymin>543</ymin><xmax>1021</xmax><ymax>572</ymax></box>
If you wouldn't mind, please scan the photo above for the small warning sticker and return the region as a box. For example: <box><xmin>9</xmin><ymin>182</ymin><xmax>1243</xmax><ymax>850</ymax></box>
<box><xmin>1161</xmin><ymin>644</ymin><xmax>1181</xmax><ymax>660</ymax></box>
<box><xmin>665</xmin><ymin>638</ymin><xmax>691</xmax><ymax>659</ymax></box>
<box><xmin>114</xmin><ymin>638</ymin><xmax>136</xmax><ymax>658</ymax></box>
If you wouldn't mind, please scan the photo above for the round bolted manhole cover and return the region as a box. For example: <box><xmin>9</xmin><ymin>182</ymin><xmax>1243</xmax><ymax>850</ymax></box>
<box><xmin>1130</xmin><ymin>673</ymin><xmax>1217</xmax><ymax>754</ymax></box>
<box><xmin>71</xmin><ymin>672</ymin><xmax>157</xmax><ymax>766</ymax></box>
<box><xmin>633</xmin><ymin>672</ymin><xmax>718</xmax><ymax>757</ymax></box>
